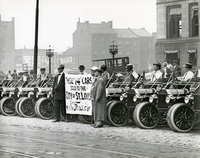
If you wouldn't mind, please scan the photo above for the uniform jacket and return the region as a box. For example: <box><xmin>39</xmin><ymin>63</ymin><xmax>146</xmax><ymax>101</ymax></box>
<box><xmin>151</xmin><ymin>70</ymin><xmax>162</xmax><ymax>82</ymax></box>
<box><xmin>52</xmin><ymin>73</ymin><xmax>65</xmax><ymax>100</ymax></box>
<box><xmin>92</xmin><ymin>76</ymin><xmax>106</xmax><ymax>121</ymax></box>
<box><xmin>102</xmin><ymin>71</ymin><xmax>110</xmax><ymax>86</ymax></box>
<box><xmin>182</xmin><ymin>70</ymin><xmax>194</xmax><ymax>81</ymax></box>
<box><xmin>173</xmin><ymin>65</ymin><xmax>182</xmax><ymax>77</ymax></box>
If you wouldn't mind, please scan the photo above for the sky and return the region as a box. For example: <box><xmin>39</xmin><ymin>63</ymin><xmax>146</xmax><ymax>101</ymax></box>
<box><xmin>0</xmin><ymin>0</ymin><xmax>157</xmax><ymax>53</ymax></box>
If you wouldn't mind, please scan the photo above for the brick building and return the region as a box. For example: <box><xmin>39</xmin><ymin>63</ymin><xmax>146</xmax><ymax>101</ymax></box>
<box><xmin>156</xmin><ymin>0</ymin><xmax>200</xmax><ymax>72</ymax></box>
<box><xmin>63</xmin><ymin>21</ymin><xmax>155</xmax><ymax>72</ymax></box>
<box><xmin>0</xmin><ymin>15</ymin><xmax>15</xmax><ymax>73</ymax></box>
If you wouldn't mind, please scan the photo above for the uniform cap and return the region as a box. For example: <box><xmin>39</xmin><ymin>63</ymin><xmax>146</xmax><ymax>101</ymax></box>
<box><xmin>126</xmin><ymin>63</ymin><xmax>134</xmax><ymax>71</ymax></box>
<box><xmin>58</xmin><ymin>64</ymin><xmax>65</xmax><ymax>69</ymax></box>
<box><xmin>90</xmin><ymin>66</ymin><xmax>98</xmax><ymax>71</ymax></box>
<box><xmin>183</xmin><ymin>62</ymin><xmax>192</xmax><ymax>69</ymax></box>
<box><xmin>100</xmin><ymin>65</ymin><xmax>107</xmax><ymax>71</ymax></box>
<box><xmin>153</xmin><ymin>62</ymin><xmax>161</xmax><ymax>69</ymax></box>
<box><xmin>116</xmin><ymin>73</ymin><xmax>123</xmax><ymax>78</ymax></box>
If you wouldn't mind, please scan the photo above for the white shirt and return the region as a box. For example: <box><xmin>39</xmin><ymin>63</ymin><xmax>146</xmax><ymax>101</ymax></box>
<box><xmin>182</xmin><ymin>71</ymin><xmax>194</xmax><ymax>81</ymax></box>
<box><xmin>7</xmin><ymin>74</ymin><xmax>13</xmax><ymax>80</ymax></box>
<box><xmin>22</xmin><ymin>75</ymin><xmax>27</xmax><ymax>81</ymax></box>
<box><xmin>40</xmin><ymin>73</ymin><xmax>47</xmax><ymax>80</ymax></box>
<box><xmin>151</xmin><ymin>70</ymin><xmax>162</xmax><ymax>82</ymax></box>
<box><xmin>57</xmin><ymin>72</ymin><xmax>64</xmax><ymax>84</ymax></box>
<box><xmin>79</xmin><ymin>71</ymin><xmax>87</xmax><ymax>75</ymax></box>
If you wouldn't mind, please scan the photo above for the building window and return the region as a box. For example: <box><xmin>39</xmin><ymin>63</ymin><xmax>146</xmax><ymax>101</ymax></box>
<box><xmin>188</xmin><ymin>50</ymin><xmax>197</xmax><ymax>67</ymax></box>
<box><xmin>167</xmin><ymin>6</ymin><xmax>182</xmax><ymax>38</ymax></box>
<box><xmin>126</xmin><ymin>52</ymin><xmax>130</xmax><ymax>55</ymax></box>
<box><xmin>117</xmin><ymin>59</ymin><xmax>122</xmax><ymax>66</ymax></box>
<box><xmin>118</xmin><ymin>52</ymin><xmax>122</xmax><ymax>55</ymax></box>
<box><xmin>190</xmin><ymin>3</ymin><xmax>199</xmax><ymax>37</ymax></box>
<box><xmin>126</xmin><ymin>41</ymin><xmax>129</xmax><ymax>47</ymax></box>
<box><xmin>118</xmin><ymin>41</ymin><xmax>121</xmax><ymax>45</ymax></box>
<box><xmin>165</xmin><ymin>50</ymin><xmax>180</xmax><ymax>65</ymax></box>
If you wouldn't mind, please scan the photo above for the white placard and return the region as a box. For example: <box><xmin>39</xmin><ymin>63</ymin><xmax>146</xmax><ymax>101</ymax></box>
<box><xmin>65</xmin><ymin>74</ymin><xmax>92</xmax><ymax>115</ymax></box>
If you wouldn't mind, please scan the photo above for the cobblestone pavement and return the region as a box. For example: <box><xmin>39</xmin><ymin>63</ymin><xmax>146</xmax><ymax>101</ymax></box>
<box><xmin>0</xmin><ymin>115</ymin><xmax>199</xmax><ymax>151</ymax></box>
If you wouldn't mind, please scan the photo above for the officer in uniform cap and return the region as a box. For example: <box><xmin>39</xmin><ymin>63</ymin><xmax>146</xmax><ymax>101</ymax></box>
<box><xmin>22</xmin><ymin>70</ymin><xmax>29</xmax><ymax>87</ymax></box>
<box><xmin>38</xmin><ymin>67</ymin><xmax>48</xmax><ymax>87</ymax></box>
<box><xmin>181</xmin><ymin>62</ymin><xmax>194</xmax><ymax>81</ymax></box>
<box><xmin>125</xmin><ymin>63</ymin><xmax>138</xmax><ymax>87</ymax></box>
<box><xmin>151</xmin><ymin>62</ymin><xmax>162</xmax><ymax>82</ymax></box>
<box><xmin>78</xmin><ymin>65</ymin><xmax>87</xmax><ymax>75</ymax></box>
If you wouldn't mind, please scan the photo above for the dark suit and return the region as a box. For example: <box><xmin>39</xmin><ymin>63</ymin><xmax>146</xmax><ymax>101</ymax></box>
<box><xmin>52</xmin><ymin>73</ymin><xmax>66</xmax><ymax>121</ymax></box>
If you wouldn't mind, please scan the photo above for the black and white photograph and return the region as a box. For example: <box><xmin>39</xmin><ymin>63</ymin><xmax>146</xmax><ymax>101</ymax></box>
<box><xmin>0</xmin><ymin>0</ymin><xmax>200</xmax><ymax>157</ymax></box>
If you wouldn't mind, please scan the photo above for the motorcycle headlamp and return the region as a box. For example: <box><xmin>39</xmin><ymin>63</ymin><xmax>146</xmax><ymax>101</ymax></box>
<box><xmin>36</xmin><ymin>92</ymin><xmax>42</xmax><ymax>98</ymax></box>
<box><xmin>119</xmin><ymin>93</ymin><xmax>127</xmax><ymax>101</ymax></box>
<box><xmin>165</xmin><ymin>95</ymin><xmax>175</xmax><ymax>104</ymax></box>
<box><xmin>47</xmin><ymin>91</ymin><xmax>51</xmax><ymax>98</ymax></box>
<box><xmin>184</xmin><ymin>95</ymin><xmax>194</xmax><ymax>104</ymax></box>
<box><xmin>28</xmin><ymin>91</ymin><xmax>34</xmax><ymax>98</ymax></box>
<box><xmin>133</xmin><ymin>93</ymin><xmax>142</xmax><ymax>102</ymax></box>
<box><xmin>9</xmin><ymin>91</ymin><xmax>14</xmax><ymax>97</ymax></box>
<box><xmin>17</xmin><ymin>92</ymin><xmax>21</xmax><ymax>98</ymax></box>
<box><xmin>149</xmin><ymin>94</ymin><xmax>157</xmax><ymax>103</ymax></box>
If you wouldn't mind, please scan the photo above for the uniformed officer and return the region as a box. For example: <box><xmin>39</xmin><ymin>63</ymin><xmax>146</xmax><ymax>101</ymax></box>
<box><xmin>181</xmin><ymin>62</ymin><xmax>194</xmax><ymax>81</ymax></box>
<box><xmin>151</xmin><ymin>62</ymin><xmax>162</xmax><ymax>82</ymax></box>
<box><xmin>38</xmin><ymin>68</ymin><xmax>48</xmax><ymax>87</ymax></box>
<box><xmin>22</xmin><ymin>70</ymin><xmax>30</xmax><ymax>87</ymax></box>
<box><xmin>125</xmin><ymin>63</ymin><xmax>138</xmax><ymax>87</ymax></box>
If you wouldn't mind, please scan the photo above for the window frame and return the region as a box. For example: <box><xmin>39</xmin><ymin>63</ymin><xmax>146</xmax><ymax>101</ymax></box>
<box><xmin>189</xmin><ymin>3</ymin><xmax>199</xmax><ymax>37</ymax></box>
<box><xmin>166</xmin><ymin>5</ymin><xmax>182</xmax><ymax>39</ymax></box>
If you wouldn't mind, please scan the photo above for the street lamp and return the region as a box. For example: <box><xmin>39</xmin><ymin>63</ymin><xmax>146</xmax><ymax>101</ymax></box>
<box><xmin>109</xmin><ymin>41</ymin><xmax>118</xmax><ymax>72</ymax></box>
<box><xmin>46</xmin><ymin>45</ymin><xmax>54</xmax><ymax>74</ymax></box>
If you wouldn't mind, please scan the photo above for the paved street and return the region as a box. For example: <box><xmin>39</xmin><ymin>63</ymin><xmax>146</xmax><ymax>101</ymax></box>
<box><xmin>0</xmin><ymin>116</ymin><xmax>200</xmax><ymax>158</ymax></box>
<box><xmin>0</xmin><ymin>125</ymin><xmax>199</xmax><ymax>158</ymax></box>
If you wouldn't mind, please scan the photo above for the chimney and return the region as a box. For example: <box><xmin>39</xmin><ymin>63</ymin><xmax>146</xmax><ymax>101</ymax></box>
<box><xmin>85</xmin><ymin>21</ymin><xmax>89</xmax><ymax>27</ymax></box>
<box><xmin>108</xmin><ymin>21</ymin><xmax>113</xmax><ymax>28</ymax></box>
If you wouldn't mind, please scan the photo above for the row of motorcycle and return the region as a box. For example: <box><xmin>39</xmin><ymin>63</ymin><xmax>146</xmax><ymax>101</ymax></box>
<box><xmin>0</xmin><ymin>71</ymin><xmax>200</xmax><ymax>133</ymax></box>
<box><xmin>105</xmin><ymin>70</ymin><xmax>200</xmax><ymax>133</ymax></box>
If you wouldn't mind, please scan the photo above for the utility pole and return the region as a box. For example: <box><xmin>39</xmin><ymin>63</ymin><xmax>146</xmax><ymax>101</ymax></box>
<box><xmin>109</xmin><ymin>41</ymin><xmax>118</xmax><ymax>72</ymax></box>
<box><xmin>33</xmin><ymin>0</ymin><xmax>39</xmax><ymax>74</ymax></box>
<box><xmin>46</xmin><ymin>45</ymin><xmax>54</xmax><ymax>74</ymax></box>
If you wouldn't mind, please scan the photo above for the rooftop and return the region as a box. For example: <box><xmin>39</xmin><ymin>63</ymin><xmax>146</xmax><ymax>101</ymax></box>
<box><xmin>131</xmin><ymin>29</ymin><xmax>152</xmax><ymax>37</ymax></box>
<box><xmin>114</xmin><ymin>29</ymin><xmax>138</xmax><ymax>38</ymax></box>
